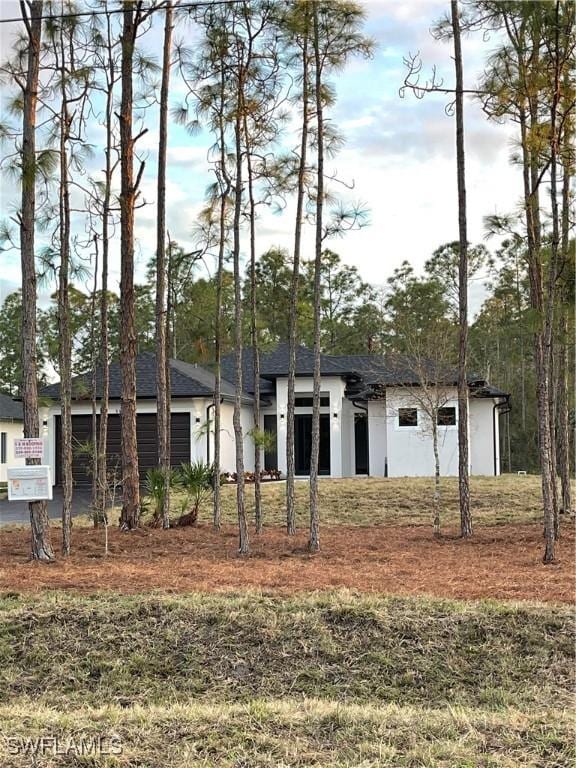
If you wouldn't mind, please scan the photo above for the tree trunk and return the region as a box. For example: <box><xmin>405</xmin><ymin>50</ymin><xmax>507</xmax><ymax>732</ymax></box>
<box><xmin>286</xmin><ymin>10</ymin><xmax>310</xmax><ymax>537</ymax></box>
<box><xmin>97</xmin><ymin>11</ymin><xmax>115</xmax><ymax>527</ymax></box>
<box><xmin>308</xmin><ymin>0</ymin><xmax>323</xmax><ymax>554</ymax></box>
<box><xmin>432</xmin><ymin>420</ymin><xmax>441</xmax><ymax>537</ymax></box>
<box><xmin>233</xmin><ymin>69</ymin><xmax>249</xmax><ymax>555</ymax></box>
<box><xmin>243</xmin><ymin>114</ymin><xmax>262</xmax><ymax>534</ymax></box>
<box><xmin>119</xmin><ymin>1</ymin><xmax>141</xmax><ymax>530</ymax></box>
<box><xmin>20</xmin><ymin>0</ymin><xmax>54</xmax><ymax>562</ymax></box>
<box><xmin>58</xmin><ymin>82</ymin><xmax>73</xmax><ymax>555</ymax></box>
<box><xmin>90</xmin><ymin>237</ymin><xmax>99</xmax><ymax>523</ymax></box>
<box><xmin>155</xmin><ymin>0</ymin><xmax>173</xmax><ymax>530</ymax></box>
<box><xmin>212</xmin><ymin>66</ymin><xmax>230</xmax><ymax>531</ymax></box>
<box><xmin>451</xmin><ymin>0</ymin><xmax>471</xmax><ymax>538</ymax></box>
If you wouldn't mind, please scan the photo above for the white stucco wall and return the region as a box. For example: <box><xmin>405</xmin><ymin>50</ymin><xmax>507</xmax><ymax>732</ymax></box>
<box><xmin>0</xmin><ymin>420</ymin><xmax>25</xmax><ymax>483</ymax></box>
<box><xmin>470</xmin><ymin>398</ymin><xmax>499</xmax><ymax>476</ymax></box>
<box><xmin>385</xmin><ymin>387</ymin><xmax>461</xmax><ymax>477</ymax></box>
<box><xmin>368</xmin><ymin>400</ymin><xmax>387</xmax><ymax>477</ymax></box>
<box><xmin>275</xmin><ymin>376</ymin><xmax>346</xmax><ymax>477</ymax></box>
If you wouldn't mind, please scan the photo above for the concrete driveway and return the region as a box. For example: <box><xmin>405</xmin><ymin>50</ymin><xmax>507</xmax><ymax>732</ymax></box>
<box><xmin>0</xmin><ymin>487</ymin><xmax>94</xmax><ymax>525</ymax></box>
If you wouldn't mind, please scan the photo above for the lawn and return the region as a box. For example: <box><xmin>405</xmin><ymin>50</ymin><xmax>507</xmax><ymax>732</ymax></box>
<box><xmin>153</xmin><ymin>473</ymin><xmax>552</xmax><ymax>528</ymax></box>
<box><xmin>1</xmin><ymin>476</ymin><xmax>574</xmax><ymax>766</ymax></box>
<box><xmin>0</xmin><ymin>591</ymin><xmax>573</xmax><ymax>767</ymax></box>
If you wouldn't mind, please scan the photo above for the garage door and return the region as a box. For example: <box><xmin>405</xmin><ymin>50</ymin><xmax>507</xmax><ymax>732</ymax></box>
<box><xmin>55</xmin><ymin>412</ymin><xmax>191</xmax><ymax>485</ymax></box>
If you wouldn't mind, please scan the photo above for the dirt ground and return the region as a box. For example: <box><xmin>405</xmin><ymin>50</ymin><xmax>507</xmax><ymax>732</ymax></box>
<box><xmin>0</xmin><ymin>522</ymin><xmax>573</xmax><ymax>603</ymax></box>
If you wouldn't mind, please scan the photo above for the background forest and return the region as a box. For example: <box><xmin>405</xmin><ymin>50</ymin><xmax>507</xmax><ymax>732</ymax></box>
<box><xmin>1</xmin><ymin>234</ymin><xmax>573</xmax><ymax>473</ymax></box>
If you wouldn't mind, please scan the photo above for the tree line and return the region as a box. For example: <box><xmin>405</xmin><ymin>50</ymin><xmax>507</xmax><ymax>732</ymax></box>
<box><xmin>0</xmin><ymin>0</ymin><xmax>573</xmax><ymax>564</ymax></box>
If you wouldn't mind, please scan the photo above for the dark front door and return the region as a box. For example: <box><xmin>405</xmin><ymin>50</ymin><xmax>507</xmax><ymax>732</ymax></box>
<box><xmin>263</xmin><ymin>414</ymin><xmax>278</xmax><ymax>471</ymax></box>
<box><xmin>294</xmin><ymin>414</ymin><xmax>330</xmax><ymax>475</ymax></box>
<box><xmin>354</xmin><ymin>413</ymin><xmax>369</xmax><ymax>474</ymax></box>
<box><xmin>56</xmin><ymin>411</ymin><xmax>191</xmax><ymax>485</ymax></box>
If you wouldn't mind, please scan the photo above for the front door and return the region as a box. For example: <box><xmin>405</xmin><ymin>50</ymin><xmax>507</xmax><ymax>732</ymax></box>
<box><xmin>294</xmin><ymin>414</ymin><xmax>330</xmax><ymax>475</ymax></box>
<box><xmin>354</xmin><ymin>413</ymin><xmax>369</xmax><ymax>474</ymax></box>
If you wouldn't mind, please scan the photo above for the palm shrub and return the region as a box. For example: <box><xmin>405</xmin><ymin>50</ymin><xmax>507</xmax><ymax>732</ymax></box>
<box><xmin>176</xmin><ymin>461</ymin><xmax>213</xmax><ymax>526</ymax></box>
<box><xmin>145</xmin><ymin>467</ymin><xmax>179</xmax><ymax>528</ymax></box>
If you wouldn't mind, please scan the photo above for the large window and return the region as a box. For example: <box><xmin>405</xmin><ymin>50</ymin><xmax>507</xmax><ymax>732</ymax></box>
<box><xmin>0</xmin><ymin>432</ymin><xmax>6</xmax><ymax>464</ymax></box>
<box><xmin>437</xmin><ymin>407</ymin><xmax>456</xmax><ymax>426</ymax></box>
<box><xmin>398</xmin><ymin>408</ymin><xmax>418</xmax><ymax>427</ymax></box>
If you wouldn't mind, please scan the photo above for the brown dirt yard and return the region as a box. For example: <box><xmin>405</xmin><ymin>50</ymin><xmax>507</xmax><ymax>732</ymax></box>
<box><xmin>1</xmin><ymin>521</ymin><xmax>573</xmax><ymax>603</ymax></box>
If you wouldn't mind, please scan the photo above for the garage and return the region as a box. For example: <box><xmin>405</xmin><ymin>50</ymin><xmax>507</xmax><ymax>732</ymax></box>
<box><xmin>55</xmin><ymin>412</ymin><xmax>191</xmax><ymax>486</ymax></box>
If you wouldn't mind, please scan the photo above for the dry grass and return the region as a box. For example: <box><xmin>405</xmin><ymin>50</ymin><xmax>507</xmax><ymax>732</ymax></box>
<box><xmin>0</xmin><ymin>699</ymin><xmax>573</xmax><ymax>767</ymax></box>
<box><xmin>0</xmin><ymin>591</ymin><xmax>573</xmax><ymax>767</ymax></box>
<box><xmin>168</xmin><ymin>474</ymin><xmax>554</xmax><ymax>529</ymax></box>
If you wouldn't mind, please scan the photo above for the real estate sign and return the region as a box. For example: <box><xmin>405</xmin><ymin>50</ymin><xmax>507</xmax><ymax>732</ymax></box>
<box><xmin>7</xmin><ymin>466</ymin><xmax>52</xmax><ymax>501</ymax></box>
<box><xmin>13</xmin><ymin>438</ymin><xmax>45</xmax><ymax>460</ymax></box>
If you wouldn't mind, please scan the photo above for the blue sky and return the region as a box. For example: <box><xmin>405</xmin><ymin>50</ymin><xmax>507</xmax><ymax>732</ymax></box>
<box><xmin>0</xmin><ymin>0</ymin><xmax>518</xmax><ymax>314</ymax></box>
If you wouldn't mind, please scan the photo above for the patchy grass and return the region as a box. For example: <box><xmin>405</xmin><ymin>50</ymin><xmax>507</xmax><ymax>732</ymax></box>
<box><xmin>0</xmin><ymin>591</ymin><xmax>573</xmax><ymax>767</ymax></box>
<box><xmin>0</xmin><ymin>699</ymin><xmax>573</xmax><ymax>767</ymax></box>
<box><xmin>0</xmin><ymin>591</ymin><xmax>572</xmax><ymax>710</ymax></box>
<box><xmin>162</xmin><ymin>473</ymin><xmax>559</xmax><ymax>529</ymax></box>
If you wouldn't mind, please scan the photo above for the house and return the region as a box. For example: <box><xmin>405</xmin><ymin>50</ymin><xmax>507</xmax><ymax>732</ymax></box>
<box><xmin>41</xmin><ymin>344</ymin><xmax>509</xmax><ymax>485</ymax></box>
<box><xmin>0</xmin><ymin>394</ymin><xmax>24</xmax><ymax>483</ymax></box>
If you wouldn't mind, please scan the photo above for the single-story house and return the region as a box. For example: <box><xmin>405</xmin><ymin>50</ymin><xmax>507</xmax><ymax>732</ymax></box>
<box><xmin>40</xmin><ymin>344</ymin><xmax>509</xmax><ymax>485</ymax></box>
<box><xmin>0</xmin><ymin>393</ymin><xmax>24</xmax><ymax>483</ymax></box>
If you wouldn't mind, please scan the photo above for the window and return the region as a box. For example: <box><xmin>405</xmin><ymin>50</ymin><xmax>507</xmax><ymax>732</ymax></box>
<box><xmin>295</xmin><ymin>396</ymin><xmax>329</xmax><ymax>408</ymax></box>
<box><xmin>0</xmin><ymin>432</ymin><xmax>6</xmax><ymax>464</ymax></box>
<box><xmin>437</xmin><ymin>407</ymin><xmax>456</xmax><ymax>426</ymax></box>
<box><xmin>398</xmin><ymin>408</ymin><xmax>418</xmax><ymax>427</ymax></box>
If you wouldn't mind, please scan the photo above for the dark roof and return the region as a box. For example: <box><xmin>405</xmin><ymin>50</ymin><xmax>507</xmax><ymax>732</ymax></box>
<box><xmin>230</xmin><ymin>344</ymin><xmax>508</xmax><ymax>401</ymax></box>
<box><xmin>40</xmin><ymin>352</ymin><xmax>249</xmax><ymax>402</ymax></box>
<box><xmin>221</xmin><ymin>342</ymin><xmax>347</xmax><ymax>395</ymax></box>
<box><xmin>470</xmin><ymin>383</ymin><xmax>510</xmax><ymax>399</ymax></box>
<box><xmin>0</xmin><ymin>393</ymin><xmax>23</xmax><ymax>420</ymax></box>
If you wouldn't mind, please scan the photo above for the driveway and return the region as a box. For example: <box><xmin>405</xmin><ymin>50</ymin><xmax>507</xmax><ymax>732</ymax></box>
<box><xmin>0</xmin><ymin>487</ymin><xmax>94</xmax><ymax>525</ymax></box>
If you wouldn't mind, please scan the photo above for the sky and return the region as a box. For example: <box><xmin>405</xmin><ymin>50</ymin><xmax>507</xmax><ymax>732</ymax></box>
<box><xmin>0</xmin><ymin>0</ymin><xmax>520</xmax><ymax>315</ymax></box>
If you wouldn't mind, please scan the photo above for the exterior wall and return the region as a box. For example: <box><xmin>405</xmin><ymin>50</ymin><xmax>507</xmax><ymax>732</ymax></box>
<box><xmin>470</xmin><ymin>398</ymin><xmax>499</xmax><ymax>476</ymax></box>
<box><xmin>368</xmin><ymin>400</ymin><xmax>387</xmax><ymax>477</ymax></box>
<box><xmin>385</xmin><ymin>387</ymin><xmax>460</xmax><ymax>477</ymax></box>
<box><xmin>275</xmin><ymin>376</ymin><xmax>347</xmax><ymax>477</ymax></box>
<box><xmin>46</xmin><ymin>398</ymin><xmax>254</xmax><ymax>482</ymax></box>
<box><xmin>0</xmin><ymin>420</ymin><xmax>25</xmax><ymax>483</ymax></box>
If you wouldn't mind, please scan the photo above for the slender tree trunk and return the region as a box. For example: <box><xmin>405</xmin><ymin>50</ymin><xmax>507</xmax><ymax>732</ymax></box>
<box><xmin>212</xmin><ymin>68</ymin><xmax>230</xmax><ymax>531</ymax></box>
<box><xmin>57</xmin><ymin>78</ymin><xmax>73</xmax><ymax>556</ymax></box>
<box><xmin>97</xmin><ymin>13</ymin><xmax>114</xmax><ymax>527</ymax></box>
<box><xmin>20</xmin><ymin>0</ymin><xmax>53</xmax><ymax>562</ymax></box>
<box><xmin>155</xmin><ymin>0</ymin><xmax>173</xmax><ymax>530</ymax></box>
<box><xmin>557</xmin><ymin>134</ymin><xmax>573</xmax><ymax>518</ymax></box>
<box><xmin>432</xmin><ymin>420</ymin><xmax>441</xmax><ymax>537</ymax></box>
<box><xmin>451</xmin><ymin>0</ymin><xmax>471</xmax><ymax>538</ymax></box>
<box><xmin>286</xmin><ymin>12</ymin><xmax>309</xmax><ymax>536</ymax></box>
<box><xmin>233</xmin><ymin>67</ymin><xmax>249</xmax><ymax>555</ymax></box>
<box><xmin>308</xmin><ymin>0</ymin><xmax>323</xmax><ymax>553</ymax></box>
<box><xmin>243</xmin><ymin>115</ymin><xmax>262</xmax><ymax>534</ymax></box>
<box><xmin>119</xmin><ymin>1</ymin><xmax>141</xmax><ymax>530</ymax></box>
<box><xmin>90</xmin><ymin>237</ymin><xmax>99</xmax><ymax>522</ymax></box>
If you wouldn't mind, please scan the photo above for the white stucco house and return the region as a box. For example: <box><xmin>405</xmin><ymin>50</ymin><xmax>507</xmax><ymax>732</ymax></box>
<box><xmin>0</xmin><ymin>393</ymin><xmax>25</xmax><ymax>483</ymax></box>
<box><xmin>40</xmin><ymin>344</ymin><xmax>509</xmax><ymax>485</ymax></box>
